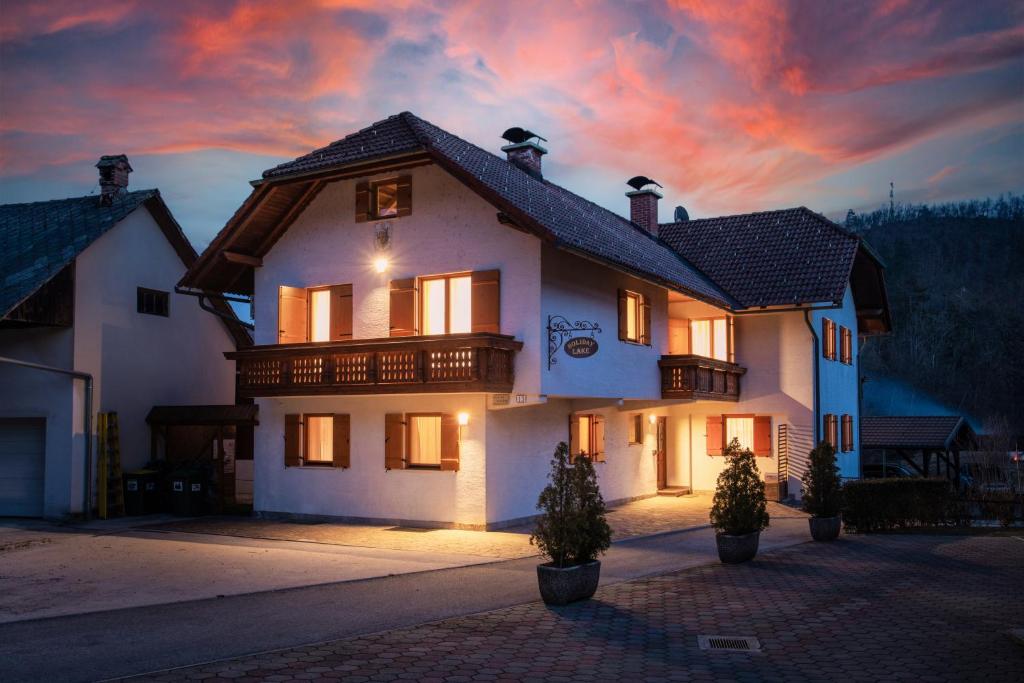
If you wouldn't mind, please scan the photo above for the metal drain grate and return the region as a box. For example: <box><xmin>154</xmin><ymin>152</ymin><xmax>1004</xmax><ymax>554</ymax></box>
<box><xmin>697</xmin><ymin>635</ymin><xmax>761</xmax><ymax>652</ymax></box>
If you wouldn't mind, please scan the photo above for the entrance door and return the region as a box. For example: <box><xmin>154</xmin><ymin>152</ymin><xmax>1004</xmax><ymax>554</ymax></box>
<box><xmin>656</xmin><ymin>416</ymin><xmax>668</xmax><ymax>490</ymax></box>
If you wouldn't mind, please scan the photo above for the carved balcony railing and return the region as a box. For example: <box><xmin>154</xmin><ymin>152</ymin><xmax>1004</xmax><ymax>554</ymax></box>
<box><xmin>658</xmin><ymin>354</ymin><xmax>746</xmax><ymax>401</ymax></box>
<box><xmin>225</xmin><ymin>333</ymin><xmax>523</xmax><ymax>398</ymax></box>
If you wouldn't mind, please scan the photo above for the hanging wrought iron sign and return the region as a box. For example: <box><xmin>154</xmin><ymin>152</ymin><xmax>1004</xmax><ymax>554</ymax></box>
<box><xmin>548</xmin><ymin>315</ymin><xmax>602</xmax><ymax>370</ymax></box>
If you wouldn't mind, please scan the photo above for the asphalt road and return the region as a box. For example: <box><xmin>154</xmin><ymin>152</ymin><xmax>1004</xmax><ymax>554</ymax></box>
<box><xmin>1</xmin><ymin>517</ymin><xmax>810</xmax><ymax>682</ymax></box>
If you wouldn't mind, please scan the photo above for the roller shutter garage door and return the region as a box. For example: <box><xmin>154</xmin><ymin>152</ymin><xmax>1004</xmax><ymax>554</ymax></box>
<box><xmin>0</xmin><ymin>418</ymin><xmax>46</xmax><ymax>517</ymax></box>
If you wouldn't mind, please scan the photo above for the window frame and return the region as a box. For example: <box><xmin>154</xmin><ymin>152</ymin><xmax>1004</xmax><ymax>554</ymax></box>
<box><xmin>302</xmin><ymin>413</ymin><xmax>336</xmax><ymax>466</ymax></box>
<box><xmin>137</xmin><ymin>287</ymin><xmax>169</xmax><ymax>317</ymax></box>
<box><xmin>688</xmin><ymin>316</ymin><xmax>733</xmax><ymax>362</ymax></box>
<box><xmin>723</xmin><ymin>413</ymin><xmax>756</xmax><ymax>452</ymax></box>
<box><xmin>405</xmin><ymin>412</ymin><xmax>444</xmax><ymax>469</ymax></box>
<box><xmin>628</xmin><ymin>414</ymin><xmax>644</xmax><ymax>445</ymax></box>
<box><xmin>622</xmin><ymin>290</ymin><xmax>645</xmax><ymax>344</ymax></box>
<box><xmin>822</xmin><ymin>318</ymin><xmax>837</xmax><ymax>361</ymax></box>
<box><xmin>372</xmin><ymin>179</ymin><xmax>400</xmax><ymax>219</ymax></box>
<box><xmin>418</xmin><ymin>272</ymin><xmax>472</xmax><ymax>336</ymax></box>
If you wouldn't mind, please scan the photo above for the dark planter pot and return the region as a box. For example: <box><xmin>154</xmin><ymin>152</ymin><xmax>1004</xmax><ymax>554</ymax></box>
<box><xmin>809</xmin><ymin>516</ymin><xmax>841</xmax><ymax>541</ymax></box>
<box><xmin>536</xmin><ymin>560</ymin><xmax>601</xmax><ymax>605</ymax></box>
<box><xmin>715</xmin><ymin>531</ymin><xmax>760</xmax><ymax>564</ymax></box>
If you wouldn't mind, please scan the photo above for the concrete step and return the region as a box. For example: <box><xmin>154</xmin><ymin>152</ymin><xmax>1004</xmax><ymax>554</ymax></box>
<box><xmin>657</xmin><ymin>486</ymin><xmax>691</xmax><ymax>497</ymax></box>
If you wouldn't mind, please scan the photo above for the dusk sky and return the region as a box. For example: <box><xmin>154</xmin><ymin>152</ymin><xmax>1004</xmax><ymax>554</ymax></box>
<box><xmin>1</xmin><ymin>0</ymin><xmax>1021</xmax><ymax>249</ymax></box>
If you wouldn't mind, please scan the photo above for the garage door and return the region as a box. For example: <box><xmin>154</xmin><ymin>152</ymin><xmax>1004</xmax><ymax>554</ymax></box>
<box><xmin>0</xmin><ymin>418</ymin><xmax>46</xmax><ymax>517</ymax></box>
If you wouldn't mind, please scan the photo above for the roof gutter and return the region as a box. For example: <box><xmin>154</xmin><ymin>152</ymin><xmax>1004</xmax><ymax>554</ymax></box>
<box><xmin>174</xmin><ymin>286</ymin><xmax>255</xmax><ymax>331</ymax></box>
<box><xmin>0</xmin><ymin>356</ymin><xmax>93</xmax><ymax>520</ymax></box>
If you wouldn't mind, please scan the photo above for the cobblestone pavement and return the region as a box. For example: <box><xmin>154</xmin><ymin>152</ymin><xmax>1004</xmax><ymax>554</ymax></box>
<box><xmin>133</xmin><ymin>534</ymin><xmax>1024</xmax><ymax>682</ymax></box>
<box><xmin>143</xmin><ymin>495</ymin><xmax>800</xmax><ymax>559</ymax></box>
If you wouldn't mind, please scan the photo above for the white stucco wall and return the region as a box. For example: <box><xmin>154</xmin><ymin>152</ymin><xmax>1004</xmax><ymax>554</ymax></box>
<box><xmin>253</xmin><ymin>164</ymin><xmax>543</xmax><ymax>395</ymax></box>
<box><xmin>541</xmin><ymin>245</ymin><xmax>667</xmax><ymax>399</ymax></box>
<box><xmin>255</xmin><ymin>394</ymin><xmax>488</xmax><ymax>527</ymax></box>
<box><xmin>812</xmin><ymin>286</ymin><xmax>860</xmax><ymax>478</ymax></box>
<box><xmin>73</xmin><ymin>207</ymin><xmax>238</xmax><ymax>484</ymax></box>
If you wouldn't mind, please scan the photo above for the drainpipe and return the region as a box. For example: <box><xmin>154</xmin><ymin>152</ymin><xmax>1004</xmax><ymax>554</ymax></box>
<box><xmin>0</xmin><ymin>356</ymin><xmax>94</xmax><ymax>520</ymax></box>
<box><xmin>802</xmin><ymin>311</ymin><xmax>820</xmax><ymax>444</ymax></box>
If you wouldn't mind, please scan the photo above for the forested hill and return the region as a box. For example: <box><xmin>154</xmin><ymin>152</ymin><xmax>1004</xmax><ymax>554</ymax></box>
<box><xmin>846</xmin><ymin>195</ymin><xmax>1024</xmax><ymax>437</ymax></box>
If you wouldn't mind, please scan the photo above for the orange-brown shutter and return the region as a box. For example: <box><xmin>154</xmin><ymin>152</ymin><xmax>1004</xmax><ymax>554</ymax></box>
<box><xmin>593</xmin><ymin>414</ymin><xmax>606</xmax><ymax>462</ymax></box>
<box><xmin>471</xmin><ymin>270</ymin><xmax>501</xmax><ymax>334</ymax></box>
<box><xmin>384</xmin><ymin>413</ymin><xmax>405</xmax><ymax>469</ymax></box>
<box><xmin>355</xmin><ymin>181</ymin><xmax>370</xmax><ymax>222</ymax></box>
<box><xmin>569</xmin><ymin>414</ymin><xmax>580</xmax><ymax>461</ymax></box>
<box><xmin>333</xmin><ymin>414</ymin><xmax>350</xmax><ymax>468</ymax></box>
<box><xmin>396</xmin><ymin>175</ymin><xmax>412</xmax><ymax>218</ymax></box>
<box><xmin>706</xmin><ymin>415</ymin><xmax>723</xmax><ymax>456</ymax></box>
<box><xmin>285</xmin><ymin>414</ymin><xmax>302</xmax><ymax>467</ymax></box>
<box><xmin>330</xmin><ymin>284</ymin><xmax>353</xmax><ymax>341</ymax></box>
<box><xmin>641</xmin><ymin>296</ymin><xmax>652</xmax><ymax>346</ymax></box>
<box><xmin>389</xmin><ymin>278</ymin><xmax>417</xmax><ymax>337</ymax></box>
<box><xmin>617</xmin><ymin>289</ymin><xmax>628</xmax><ymax>341</ymax></box>
<box><xmin>753</xmin><ymin>416</ymin><xmax>772</xmax><ymax>456</ymax></box>
<box><xmin>278</xmin><ymin>286</ymin><xmax>308</xmax><ymax>344</ymax></box>
<box><xmin>440</xmin><ymin>413</ymin><xmax>460</xmax><ymax>471</ymax></box>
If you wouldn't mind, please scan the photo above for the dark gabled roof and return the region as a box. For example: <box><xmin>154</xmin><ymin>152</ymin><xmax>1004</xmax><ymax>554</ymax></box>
<box><xmin>189</xmin><ymin>112</ymin><xmax>735</xmax><ymax>307</ymax></box>
<box><xmin>860</xmin><ymin>416</ymin><xmax>976</xmax><ymax>450</ymax></box>
<box><xmin>1</xmin><ymin>190</ymin><xmax>252</xmax><ymax>347</ymax></box>
<box><xmin>658</xmin><ymin>207</ymin><xmax>860</xmax><ymax>308</ymax></box>
<box><xmin>1</xmin><ymin>190</ymin><xmax>158</xmax><ymax>316</ymax></box>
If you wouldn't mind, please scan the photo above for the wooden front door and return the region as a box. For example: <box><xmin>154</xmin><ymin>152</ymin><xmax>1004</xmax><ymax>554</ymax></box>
<box><xmin>656</xmin><ymin>417</ymin><xmax>668</xmax><ymax>490</ymax></box>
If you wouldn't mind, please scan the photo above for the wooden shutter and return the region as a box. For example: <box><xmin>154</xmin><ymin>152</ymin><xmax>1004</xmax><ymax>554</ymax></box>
<box><xmin>754</xmin><ymin>416</ymin><xmax>772</xmax><ymax>456</ymax></box>
<box><xmin>593</xmin><ymin>414</ymin><xmax>606</xmax><ymax>462</ymax></box>
<box><xmin>841</xmin><ymin>415</ymin><xmax>853</xmax><ymax>452</ymax></box>
<box><xmin>396</xmin><ymin>175</ymin><xmax>412</xmax><ymax>218</ymax></box>
<box><xmin>330</xmin><ymin>284</ymin><xmax>353</xmax><ymax>341</ymax></box>
<box><xmin>706</xmin><ymin>415</ymin><xmax>723</xmax><ymax>456</ymax></box>
<box><xmin>389</xmin><ymin>278</ymin><xmax>417</xmax><ymax>337</ymax></box>
<box><xmin>440</xmin><ymin>413</ymin><xmax>460</xmax><ymax>471</ymax></box>
<box><xmin>471</xmin><ymin>270</ymin><xmax>501</xmax><ymax>333</ymax></box>
<box><xmin>333</xmin><ymin>414</ymin><xmax>350</xmax><ymax>468</ymax></box>
<box><xmin>384</xmin><ymin>413</ymin><xmax>405</xmax><ymax>470</ymax></box>
<box><xmin>278</xmin><ymin>286</ymin><xmax>308</xmax><ymax>344</ymax></box>
<box><xmin>569</xmin><ymin>414</ymin><xmax>580</xmax><ymax>461</ymax></box>
<box><xmin>824</xmin><ymin>414</ymin><xmax>838</xmax><ymax>449</ymax></box>
<box><xmin>284</xmin><ymin>414</ymin><xmax>302</xmax><ymax>467</ymax></box>
<box><xmin>617</xmin><ymin>289</ymin><xmax>628</xmax><ymax>341</ymax></box>
<box><xmin>641</xmin><ymin>296</ymin><xmax>652</xmax><ymax>346</ymax></box>
<box><xmin>355</xmin><ymin>181</ymin><xmax>370</xmax><ymax>222</ymax></box>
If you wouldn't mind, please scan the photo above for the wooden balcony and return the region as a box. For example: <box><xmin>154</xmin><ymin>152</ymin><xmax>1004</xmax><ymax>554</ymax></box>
<box><xmin>224</xmin><ymin>333</ymin><xmax>523</xmax><ymax>398</ymax></box>
<box><xmin>658</xmin><ymin>355</ymin><xmax>746</xmax><ymax>401</ymax></box>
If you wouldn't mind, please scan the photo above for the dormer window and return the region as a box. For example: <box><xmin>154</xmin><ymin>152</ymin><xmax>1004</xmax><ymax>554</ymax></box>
<box><xmin>355</xmin><ymin>176</ymin><xmax>412</xmax><ymax>222</ymax></box>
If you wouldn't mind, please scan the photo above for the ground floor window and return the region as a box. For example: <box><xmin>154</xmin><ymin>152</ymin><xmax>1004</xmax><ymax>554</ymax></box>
<box><xmin>628</xmin><ymin>414</ymin><xmax>644</xmax><ymax>445</ymax></box>
<box><xmin>707</xmin><ymin>414</ymin><xmax>772</xmax><ymax>456</ymax></box>
<box><xmin>385</xmin><ymin>413</ymin><xmax>460</xmax><ymax>471</ymax></box>
<box><xmin>305</xmin><ymin>415</ymin><xmax>334</xmax><ymax>463</ymax></box>
<box><xmin>284</xmin><ymin>414</ymin><xmax>350</xmax><ymax>468</ymax></box>
<box><xmin>407</xmin><ymin>414</ymin><xmax>442</xmax><ymax>467</ymax></box>
<box><xmin>570</xmin><ymin>413</ymin><xmax>606</xmax><ymax>462</ymax></box>
<box><xmin>725</xmin><ymin>416</ymin><xmax>754</xmax><ymax>452</ymax></box>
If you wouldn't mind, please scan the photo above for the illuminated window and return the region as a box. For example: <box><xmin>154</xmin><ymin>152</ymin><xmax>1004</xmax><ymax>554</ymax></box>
<box><xmin>725</xmin><ymin>416</ymin><xmax>754</xmax><ymax>452</ymax></box>
<box><xmin>571</xmin><ymin>413</ymin><xmax>605</xmax><ymax>461</ymax></box>
<box><xmin>690</xmin><ymin>317</ymin><xmax>730</xmax><ymax>361</ymax></box>
<box><xmin>375</xmin><ymin>181</ymin><xmax>398</xmax><ymax>217</ymax></box>
<box><xmin>420</xmin><ymin>274</ymin><xmax>472</xmax><ymax>335</ymax></box>
<box><xmin>408</xmin><ymin>415</ymin><xmax>442</xmax><ymax>466</ymax></box>
<box><xmin>578</xmin><ymin>415</ymin><xmax>592</xmax><ymax>455</ymax></box>
<box><xmin>305</xmin><ymin>416</ymin><xmax>334</xmax><ymax>463</ymax></box>
<box><xmin>309</xmin><ymin>289</ymin><xmax>331</xmax><ymax>342</ymax></box>
<box><xmin>619</xmin><ymin>290</ymin><xmax>647</xmax><ymax>344</ymax></box>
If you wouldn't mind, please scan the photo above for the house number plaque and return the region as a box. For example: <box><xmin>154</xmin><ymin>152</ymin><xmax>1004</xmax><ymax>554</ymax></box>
<box><xmin>547</xmin><ymin>315</ymin><xmax>602</xmax><ymax>370</ymax></box>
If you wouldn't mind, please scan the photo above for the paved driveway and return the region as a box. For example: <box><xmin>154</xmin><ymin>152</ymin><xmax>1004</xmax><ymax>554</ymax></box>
<box><xmin>134</xmin><ymin>533</ymin><xmax>1024</xmax><ymax>683</ymax></box>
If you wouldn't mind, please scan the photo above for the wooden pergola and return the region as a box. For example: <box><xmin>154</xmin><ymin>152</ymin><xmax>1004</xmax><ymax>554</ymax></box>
<box><xmin>860</xmin><ymin>416</ymin><xmax>977</xmax><ymax>486</ymax></box>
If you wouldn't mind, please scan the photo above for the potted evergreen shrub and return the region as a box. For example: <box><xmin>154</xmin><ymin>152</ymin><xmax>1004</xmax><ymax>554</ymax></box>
<box><xmin>710</xmin><ymin>438</ymin><xmax>770</xmax><ymax>563</ymax></box>
<box><xmin>530</xmin><ymin>442</ymin><xmax>612</xmax><ymax>605</ymax></box>
<box><xmin>801</xmin><ymin>441</ymin><xmax>843</xmax><ymax>541</ymax></box>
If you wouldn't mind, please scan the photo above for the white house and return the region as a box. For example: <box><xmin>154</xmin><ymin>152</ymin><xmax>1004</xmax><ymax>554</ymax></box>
<box><xmin>181</xmin><ymin>113</ymin><xmax>891</xmax><ymax>530</ymax></box>
<box><xmin>0</xmin><ymin>156</ymin><xmax>249</xmax><ymax>518</ymax></box>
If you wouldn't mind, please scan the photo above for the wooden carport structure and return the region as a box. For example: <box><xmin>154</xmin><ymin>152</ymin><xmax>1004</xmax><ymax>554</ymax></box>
<box><xmin>860</xmin><ymin>416</ymin><xmax>977</xmax><ymax>487</ymax></box>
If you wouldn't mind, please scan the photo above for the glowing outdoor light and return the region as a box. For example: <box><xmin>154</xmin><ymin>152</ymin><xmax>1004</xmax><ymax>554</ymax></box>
<box><xmin>373</xmin><ymin>256</ymin><xmax>389</xmax><ymax>273</ymax></box>
<box><xmin>649</xmin><ymin>414</ymin><xmax>657</xmax><ymax>425</ymax></box>
<box><xmin>457</xmin><ymin>411</ymin><xmax>470</xmax><ymax>426</ymax></box>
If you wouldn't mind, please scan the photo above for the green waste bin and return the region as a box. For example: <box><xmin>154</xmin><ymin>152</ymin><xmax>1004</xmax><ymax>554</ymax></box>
<box><xmin>169</xmin><ymin>470</ymin><xmax>206</xmax><ymax>516</ymax></box>
<box><xmin>123</xmin><ymin>469</ymin><xmax>160</xmax><ymax>516</ymax></box>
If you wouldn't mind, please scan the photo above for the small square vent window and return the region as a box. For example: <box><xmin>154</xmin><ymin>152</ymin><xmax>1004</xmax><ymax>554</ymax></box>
<box><xmin>137</xmin><ymin>287</ymin><xmax>169</xmax><ymax>317</ymax></box>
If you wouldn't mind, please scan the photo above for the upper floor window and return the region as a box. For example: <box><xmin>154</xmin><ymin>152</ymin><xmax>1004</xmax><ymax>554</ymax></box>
<box><xmin>618</xmin><ymin>289</ymin><xmax>651</xmax><ymax>345</ymax></box>
<box><xmin>822</xmin><ymin>318</ymin><xmax>837</xmax><ymax>360</ymax></box>
<box><xmin>278</xmin><ymin>284</ymin><xmax>353</xmax><ymax>344</ymax></box>
<box><xmin>421</xmin><ymin>273</ymin><xmax>472</xmax><ymax>336</ymax></box>
<box><xmin>355</xmin><ymin>176</ymin><xmax>411</xmax><ymax>222</ymax></box>
<box><xmin>839</xmin><ymin>326</ymin><xmax>853</xmax><ymax>365</ymax></box>
<box><xmin>137</xmin><ymin>287</ymin><xmax>169</xmax><ymax>317</ymax></box>
<box><xmin>689</xmin><ymin>317</ymin><xmax>732</xmax><ymax>362</ymax></box>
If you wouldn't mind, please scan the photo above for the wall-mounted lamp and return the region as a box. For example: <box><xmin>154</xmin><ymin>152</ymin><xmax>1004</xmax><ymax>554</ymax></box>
<box><xmin>457</xmin><ymin>411</ymin><xmax>470</xmax><ymax>441</ymax></box>
<box><xmin>373</xmin><ymin>222</ymin><xmax>391</xmax><ymax>273</ymax></box>
<box><xmin>373</xmin><ymin>256</ymin><xmax>389</xmax><ymax>273</ymax></box>
<box><xmin>648</xmin><ymin>414</ymin><xmax>657</xmax><ymax>425</ymax></box>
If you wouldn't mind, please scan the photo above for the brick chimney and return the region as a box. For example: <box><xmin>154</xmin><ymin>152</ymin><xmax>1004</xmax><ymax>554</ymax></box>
<box><xmin>627</xmin><ymin>186</ymin><xmax>662</xmax><ymax>236</ymax></box>
<box><xmin>96</xmin><ymin>155</ymin><xmax>132</xmax><ymax>205</ymax></box>
<box><xmin>501</xmin><ymin>140</ymin><xmax>547</xmax><ymax>179</ymax></box>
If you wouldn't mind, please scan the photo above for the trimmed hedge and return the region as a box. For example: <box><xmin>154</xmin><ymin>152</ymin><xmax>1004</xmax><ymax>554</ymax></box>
<box><xmin>841</xmin><ymin>478</ymin><xmax>965</xmax><ymax>532</ymax></box>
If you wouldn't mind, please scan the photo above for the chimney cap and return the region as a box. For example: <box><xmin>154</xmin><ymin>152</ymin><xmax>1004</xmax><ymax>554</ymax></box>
<box><xmin>501</xmin><ymin>127</ymin><xmax>547</xmax><ymax>144</ymax></box>
<box><xmin>96</xmin><ymin>154</ymin><xmax>133</xmax><ymax>172</ymax></box>
<box><xmin>627</xmin><ymin>175</ymin><xmax>662</xmax><ymax>191</ymax></box>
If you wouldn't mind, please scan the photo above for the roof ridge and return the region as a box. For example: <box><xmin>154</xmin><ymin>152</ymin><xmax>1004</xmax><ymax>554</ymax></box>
<box><xmin>0</xmin><ymin>188</ymin><xmax>157</xmax><ymax>209</ymax></box>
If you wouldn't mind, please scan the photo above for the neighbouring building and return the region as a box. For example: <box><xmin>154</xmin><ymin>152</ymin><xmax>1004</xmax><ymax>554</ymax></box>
<box><xmin>0</xmin><ymin>156</ymin><xmax>249</xmax><ymax>518</ymax></box>
<box><xmin>180</xmin><ymin>113</ymin><xmax>891</xmax><ymax>530</ymax></box>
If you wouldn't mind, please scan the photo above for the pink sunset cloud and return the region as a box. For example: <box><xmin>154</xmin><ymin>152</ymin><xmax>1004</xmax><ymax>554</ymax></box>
<box><xmin>0</xmin><ymin>0</ymin><xmax>1020</xmax><ymax>227</ymax></box>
